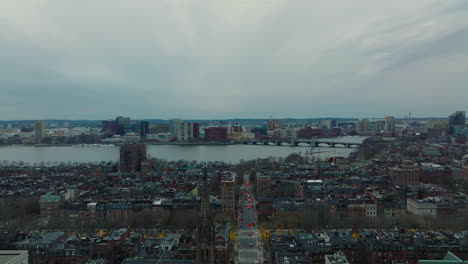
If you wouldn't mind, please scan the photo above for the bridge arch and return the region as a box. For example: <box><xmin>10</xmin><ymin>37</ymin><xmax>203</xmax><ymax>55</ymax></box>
<box><xmin>333</xmin><ymin>143</ymin><xmax>346</xmax><ymax>148</ymax></box>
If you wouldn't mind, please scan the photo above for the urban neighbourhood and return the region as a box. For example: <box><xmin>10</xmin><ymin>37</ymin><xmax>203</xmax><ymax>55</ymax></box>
<box><xmin>0</xmin><ymin>111</ymin><xmax>467</xmax><ymax>264</ymax></box>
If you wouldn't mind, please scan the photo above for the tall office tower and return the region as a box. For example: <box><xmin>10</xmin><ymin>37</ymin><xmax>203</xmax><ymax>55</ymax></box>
<box><xmin>178</xmin><ymin>122</ymin><xmax>201</xmax><ymax>141</ymax></box>
<box><xmin>140</xmin><ymin>121</ymin><xmax>149</xmax><ymax>138</ymax></box>
<box><xmin>119</xmin><ymin>144</ymin><xmax>147</xmax><ymax>173</ymax></box>
<box><xmin>384</xmin><ymin>115</ymin><xmax>395</xmax><ymax>132</ymax></box>
<box><xmin>152</xmin><ymin>123</ymin><xmax>170</xmax><ymax>134</ymax></box>
<box><xmin>34</xmin><ymin>120</ymin><xmax>44</xmax><ymax>142</ymax></box>
<box><xmin>449</xmin><ymin>111</ymin><xmax>466</xmax><ymax>135</ymax></box>
<box><xmin>192</xmin><ymin>122</ymin><xmax>200</xmax><ymax>139</ymax></box>
<box><xmin>375</xmin><ymin>120</ymin><xmax>386</xmax><ymax>131</ymax></box>
<box><xmin>180</xmin><ymin>122</ymin><xmax>193</xmax><ymax>141</ymax></box>
<box><xmin>320</xmin><ymin>119</ymin><xmax>337</xmax><ymax>129</ymax></box>
<box><xmin>169</xmin><ymin>119</ymin><xmax>182</xmax><ymax>140</ymax></box>
<box><xmin>356</xmin><ymin>119</ymin><xmax>369</xmax><ymax>134</ymax></box>
<box><xmin>102</xmin><ymin>120</ymin><xmax>118</xmax><ymax>136</ymax></box>
<box><xmin>196</xmin><ymin>165</ymin><xmax>215</xmax><ymax>264</ymax></box>
<box><xmin>116</xmin><ymin>116</ymin><xmax>131</xmax><ymax>135</ymax></box>
<box><xmin>221</xmin><ymin>174</ymin><xmax>235</xmax><ymax>219</ymax></box>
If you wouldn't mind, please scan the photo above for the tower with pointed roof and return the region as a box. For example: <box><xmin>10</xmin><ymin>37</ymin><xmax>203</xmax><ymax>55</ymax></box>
<box><xmin>196</xmin><ymin>164</ymin><xmax>215</xmax><ymax>264</ymax></box>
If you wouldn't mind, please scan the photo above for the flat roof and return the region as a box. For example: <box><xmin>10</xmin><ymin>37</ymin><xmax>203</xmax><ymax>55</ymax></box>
<box><xmin>0</xmin><ymin>250</ymin><xmax>28</xmax><ymax>263</ymax></box>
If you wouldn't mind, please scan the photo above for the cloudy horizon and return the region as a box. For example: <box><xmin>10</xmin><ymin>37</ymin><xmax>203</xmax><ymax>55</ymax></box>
<box><xmin>1</xmin><ymin>1</ymin><xmax>467</xmax><ymax>120</ymax></box>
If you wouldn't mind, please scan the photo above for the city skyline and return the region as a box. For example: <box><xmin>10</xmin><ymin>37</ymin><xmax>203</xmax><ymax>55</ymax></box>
<box><xmin>1</xmin><ymin>1</ymin><xmax>468</xmax><ymax>119</ymax></box>
<box><xmin>0</xmin><ymin>113</ymin><xmax>466</xmax><ymax>122</ymax></box>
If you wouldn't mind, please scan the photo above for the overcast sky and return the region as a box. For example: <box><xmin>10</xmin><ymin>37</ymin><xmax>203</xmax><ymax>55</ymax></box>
<box><xmin>1</xmin><ymin>1</ymin><xmax>467</xmax><ymax>120</ymax></box>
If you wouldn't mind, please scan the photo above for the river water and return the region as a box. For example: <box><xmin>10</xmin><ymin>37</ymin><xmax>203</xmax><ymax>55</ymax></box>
<box><xmin>0</xmin><ymin>137</ymin><xmax>367</xmax><ymax>164</ymax></box>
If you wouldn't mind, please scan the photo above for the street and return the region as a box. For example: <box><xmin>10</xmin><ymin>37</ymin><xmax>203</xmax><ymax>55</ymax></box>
<box><xmin>236</xmin><ymin>176</ymin><xmax>263</xmax><ymax>264</ymax></box>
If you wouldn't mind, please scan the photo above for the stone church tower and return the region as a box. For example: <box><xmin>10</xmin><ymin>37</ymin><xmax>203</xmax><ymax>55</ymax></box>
<box><xmin>196</xmin><ymin>164</ymin><xmax>215</xmax><ymax>264</ymax></box>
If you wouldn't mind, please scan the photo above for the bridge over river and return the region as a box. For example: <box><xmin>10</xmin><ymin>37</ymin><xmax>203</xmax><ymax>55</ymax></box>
<box><xmin>240</xmin><ymin>137</ymin><xmax>364</xmax><ymax>148</ymax></box>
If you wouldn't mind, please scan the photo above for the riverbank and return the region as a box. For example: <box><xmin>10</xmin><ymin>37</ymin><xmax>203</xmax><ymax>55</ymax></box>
<box><xmin>150</xmin><ymin>141</ymin><xmax>235</xmax><ymax>146</ymax></box>
<box><xmin>0</xmin><ymin>144</ymin><xmax>75</xmax><ymax>147</ymax></box>
<box><xmin>34</xmin><ymin>144</ymin><xmax>74</xmax><ymax>147</ymax></box>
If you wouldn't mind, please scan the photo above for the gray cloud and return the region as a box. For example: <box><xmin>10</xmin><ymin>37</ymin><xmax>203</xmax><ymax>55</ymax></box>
<box><xmin>0</xmin><ymin>0</ymin><xmax>467</xmax><ymax>119</ymax></box>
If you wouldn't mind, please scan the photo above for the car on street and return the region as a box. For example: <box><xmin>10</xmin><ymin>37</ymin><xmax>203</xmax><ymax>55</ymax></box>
<box><xmin>249</xmin><ymin>242</ymin><xmax>253</xmax><ymax>247</ymax></box>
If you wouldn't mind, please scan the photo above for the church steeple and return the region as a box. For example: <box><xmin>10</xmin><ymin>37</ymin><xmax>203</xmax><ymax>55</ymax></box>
<box><xmin>196</xmin><ymin>163</ymin><xmax>215</xmax><ymax>264</ymax></box>
<box><xmin>200</xmin><ymin>164</ymin><xmax>211</xmax><ymax>216</ymax></box>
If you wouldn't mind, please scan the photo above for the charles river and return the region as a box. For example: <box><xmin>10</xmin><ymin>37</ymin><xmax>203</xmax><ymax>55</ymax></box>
<box><xmin>0</xmin><ymin>136</ymin><xmax>367</xmax><ymax>164</ymax></box>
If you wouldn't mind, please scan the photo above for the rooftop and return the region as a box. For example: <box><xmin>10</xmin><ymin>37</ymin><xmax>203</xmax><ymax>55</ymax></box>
<box><xmin>0</xmin><ymin>250</ymin><xmax>28</xmax><ymax>264</ymax></box>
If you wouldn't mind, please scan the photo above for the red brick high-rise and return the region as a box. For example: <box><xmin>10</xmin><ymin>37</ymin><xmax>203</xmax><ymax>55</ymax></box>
<box><xmin>193</xmin><ymin>122</ymin><xmax>200</xmax><ymax>139</ymax></box>
<box><xmin>119</xmin><ymin>144</ymin><xmax>147</xmax><ymax>173</ymax></box>
<box><xmin>204</xmin><ymin>127</ymin><xmax>228</xmax><ymax>141</ymax></box>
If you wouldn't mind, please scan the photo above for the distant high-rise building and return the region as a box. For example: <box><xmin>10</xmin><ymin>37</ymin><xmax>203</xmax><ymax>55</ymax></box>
<box><xmin>116</xmin><ymin>116</ymin><xmax>130</xmax><ymax>135</ymax></box>
<box><xmin>180</xmin><ymin>122</ymin><xmax>193</xmax><ymax>141</ymax></box>
<box><xmin>320</xmin><ymin>119</ymin><xmax>337</xmax><ymax>129</ymax></box>
<box><xmin>192</xmin><ymin>122</ymin><xmax>200</xmax><ymax>139</ymax></box>
<box><xmin>116</xmin><ymin>116</ymin><xmax>130</xmax><ymax>125</ymax></box>
<box><xmin>119</xmin><ymin>144</ymin><xmax>147</xmax><ymax>173</ymax></box>
<box><xmin>151</xmin><ymin>123</ymin><xmax>170</xmax><ymax>134</ymax></box>
<box><xmin>102</xmin><ymin>120</ymin><xmax>118</xmax><ymax>136</ymax></box>
<box><xmin>204</xmin><ymin>127</ymin><xmax>228</xmax><ymax>141</ymax></box>
<box><xmin>384</xmin><ymin>115</ymin><xmax>395</xmax><ymax>132</ymax></box>
<box><xmin>356</xmin><ymin>119</ymin><xmax>369</xmax><ymax>134</ymax></box>
<box><xmin>449</xmin><ymin>111</ymin><xmax>466</xmax><ymax>135</ymax></box>
<box><xmin>375</xmin><ymin>120</ymin><xmax>386</xmax><ymax>132</ymax></box>
<box><xmin>169</xmin><ymin>119</ymin><xmax>182</xmax><ymax>140</ymax></box>
<box><xmin>140</xmin><ymin>121</ymin><xmax>149</xmax><ymax>138</ymax></box>
<box><xmin>221</xmin><ymin>174</ymin><xmax>235</xmax><ymax>219</ymax></box>
<box><xmin>34</xmin><ymin>120</ymin><xmax>44</xmax><ymax>142</ymax></box>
